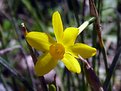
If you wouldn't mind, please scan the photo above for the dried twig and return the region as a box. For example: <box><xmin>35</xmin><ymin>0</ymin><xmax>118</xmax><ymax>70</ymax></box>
<box><xmin>78</xmin><ymin>55</ymin><xmax>104</xmax><ymax>91</ymax></box>
<box><xmin>0</xmin><ymin>45</ymin><xmax>21</xmax><ymax>55</ymax></box>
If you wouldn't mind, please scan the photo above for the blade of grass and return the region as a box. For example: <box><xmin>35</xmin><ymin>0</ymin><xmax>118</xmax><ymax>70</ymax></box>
<box><xmin>21</xmin><ymin>0</ymin><xmax>45</xmax><ymax>31</ymax></box>
<box><xmin>6</xmin><ymin>1</ymin><xmax>37</xmax><ymax>90</ymax></box>
<box><xmin>0</xmin><ymin>74</ymin><xmax>9</xmax><ymax>91</ymax></box>
<box><xmin>0</xmin><ymin>57</ymin><xmax>34</xmax><ymax>91</ymax></box>
<box><xmin>116</xmin><ymin>10</ymin><xmax>121</xmax><ymax>49</ymax></box>
<box><xmin>103</xmin><ymin>47</ymin><xmax>121</xmax><ymax>91</ymax></box>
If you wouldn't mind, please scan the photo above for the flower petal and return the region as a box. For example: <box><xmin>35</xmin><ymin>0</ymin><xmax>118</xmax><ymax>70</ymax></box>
<box><xmin>52</xmin><ymin>11</ymin><xmax>64</xmax><ymax>42</ymax></box>
<box><xmin>62</xmin><ymin>53</ymin><xmax>81</xmax><ymax>73</ymax></box>
<box><xmin>34</xmin><ymin>53</ymin><xmax>58</xmax><ymax>76</ymax></box>
<box><xmin>78</xmin><ymin>21</ymin><xmax>89</xmax><ymax>35</ymax></box>
<box><xmin>69</xmin><ymin>43</ymin><xmax>96</xmax><ymax>58</ymax></box>
<box><xmin>26</xmin><ymin>32</ymin><xmax>55</xmax><ymax>51</ymax></box>
<box><xmin>62</xmin><ymin>27</ymin><xmax>79</xmax><ymax>46</ymax></box>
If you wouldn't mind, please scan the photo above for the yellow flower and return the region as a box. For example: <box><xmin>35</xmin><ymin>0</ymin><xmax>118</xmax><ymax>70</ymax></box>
<box><xmin>26</xmin><ymin>11</ymin><xmax>96</xmax><ymax>76</ymax></box>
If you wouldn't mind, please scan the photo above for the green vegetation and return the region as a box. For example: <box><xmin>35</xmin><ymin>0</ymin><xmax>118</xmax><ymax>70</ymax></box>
<box><xmin>0</xmin><ymin>0</ymin><xmax>121</xmax><ymax>91</ymax></box>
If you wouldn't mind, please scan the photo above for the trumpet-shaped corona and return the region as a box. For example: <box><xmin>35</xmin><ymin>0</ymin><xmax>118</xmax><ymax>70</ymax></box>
<box><xmin>49</xmin><ymin>43</ymin><xmax>65</xmax><ymax>60</ymax></box>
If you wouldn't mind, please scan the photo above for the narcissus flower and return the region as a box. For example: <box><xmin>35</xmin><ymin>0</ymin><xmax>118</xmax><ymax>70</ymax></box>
<box><xmin>26</xmin><ymin>11</ymin><xmax>96</xmax><ymax>76</ymax></box>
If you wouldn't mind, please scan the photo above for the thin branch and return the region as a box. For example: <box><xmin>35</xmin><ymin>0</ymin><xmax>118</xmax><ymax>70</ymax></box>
<box><xmin>89</xmin><ymin>0</ymin><xmax>108</xmax><ymax>74</ymax></box>
<box><xmin>78</xmin><ymin>55</ymin><xmax>104</xmax><ymax>91</ymax></box>
<box><xmin>0</xmin><ymin>45</ymin><xmax>21</xmax><ymax>55</ymax></box>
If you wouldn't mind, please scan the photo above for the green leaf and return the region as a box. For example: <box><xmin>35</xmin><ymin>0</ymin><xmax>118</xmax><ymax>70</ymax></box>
<box><xmin>49</xmin><ymin>84</ymin><xmax>56</xmax><ymax>91</ymax></box>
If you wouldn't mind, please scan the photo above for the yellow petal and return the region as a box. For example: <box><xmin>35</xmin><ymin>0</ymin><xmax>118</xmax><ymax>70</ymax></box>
<box><xmin>62</xmin><ymin>27</ymin><xmax>79</xmax><ymax>46</ymax></box>
<box><xmin>26</xmin><ymin>32</ymin><xmax>55</xmax><ymax>51</ymax></box>
<box><xmin>34</xmin><ymin>53</ymin><xmax>58</xmax><ymax>76</ymax></box>
<box><xmin>62</xmin><ymin>53</ymin><xmax>81</xmax><ymax>73</ymax></box>
<box><xmin>52</xmin><ymin>11</ymin><xmax>64</xmax><ymax>42</ymax></box>
<box><xmin>69</xmin><ymin>43</ymin><xmax>96</xmax><ymax>58</ymax></box>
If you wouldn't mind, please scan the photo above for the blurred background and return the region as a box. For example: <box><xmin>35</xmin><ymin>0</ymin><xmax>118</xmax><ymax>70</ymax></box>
<box><xmin>0</xmin><ymin>0</ymin><xmax>121</xmax><ymax>91</ymax></box>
